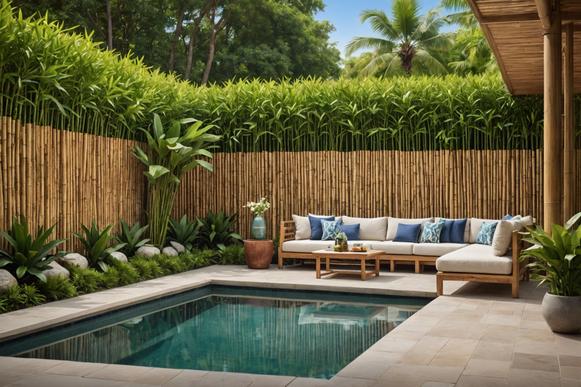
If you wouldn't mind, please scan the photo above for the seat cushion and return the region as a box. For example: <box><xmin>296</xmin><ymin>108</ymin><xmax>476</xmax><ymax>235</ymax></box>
<box><xmin>282</xmin><ymin>240</ymin><xmax>335</xmax><ymax>253</ymax></box>
<box><xmin>368</xmin><ymin>241</ymin><xmax>414</xmax><ymax>255</ymax></box>
<box><xmin>436</xmin><ymin>244</ymin><xmax>512</xmax><ymax>275</ymax></box>
<box><xmin>413</xmin><ymin>243</ymin><xmax>468</xmax><ymax>256</ymax></box>
<box><xmin>386</xmin><ymin>217</ymin><xmax>433</xmax><ymax>240</ymax></box>
<box><xmin>342</xmin><ymin>216</ymin><xmax>387</xmax><ymax>241</ymax></box>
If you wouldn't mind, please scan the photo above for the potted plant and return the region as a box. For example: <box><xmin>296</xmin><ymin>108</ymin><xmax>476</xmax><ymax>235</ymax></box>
<box><xmin>244</xmin><ymin>197</ymin><xmax>270</xmax><ymax>240</ymax></box>
<box><xmin>520</xmin><ymin>212</ymin><xmax>581</xmax><ymax>333</ymax></box>
<box><xmin>334</xmin><ymin>232</ymin><xmax>348</xmax><ymax>252</ymax></box>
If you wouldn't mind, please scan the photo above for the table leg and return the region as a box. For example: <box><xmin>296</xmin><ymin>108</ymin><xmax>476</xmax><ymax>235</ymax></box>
<box><xmin>375</xmin><ymin>257</ymin><xmax>380</xmax><ymax>276</ymax></box>
<box><xmin>326</xmin><ymin>257</ymin><xmax>330</xmax><ymax>272</ymax></box>
<box><xmin>316</xmin><ymin>257</ymin><xmax>321</xmax><ymax>279</ymax></box>
<box><xmin>390</xmin><ymin>259</ymin><xmax>395</xmax><ymax>272</ymax></box>
<box><xmin>361</xmin><ymin>259</ymin><xmax>366</xmax><ymax>281</ymax></box>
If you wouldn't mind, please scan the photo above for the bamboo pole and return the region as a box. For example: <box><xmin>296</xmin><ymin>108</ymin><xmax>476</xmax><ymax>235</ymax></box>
<box><xmin>563</xmin><ymin>22</ymin><xmax>575</xmax><ymax>220</ymax></box>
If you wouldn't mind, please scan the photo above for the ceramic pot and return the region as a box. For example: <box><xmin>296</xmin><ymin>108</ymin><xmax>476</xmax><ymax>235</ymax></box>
<box><xmin>541</xmin><ymin>292</ymin><xmax>581</xmax><ymax>334</ymax></box>
<box><xmin>244</xmin><ymin>240</ymin><xmax>274</xmax><ymax>269</ymax></box>
<box><xmin>251</xmin><ymin>215</ymin><xmax>266</xmax><ymax>240</ymax></box>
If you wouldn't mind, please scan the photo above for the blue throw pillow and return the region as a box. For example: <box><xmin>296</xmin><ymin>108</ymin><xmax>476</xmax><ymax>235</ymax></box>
<box><xmin>394</xmin><ymin>223</ymin><xmax>421</xmax><ymax>243</ymax></box>
<box><xmin>321</xmin><ymin>219</ymin><xmax>342</xmax><ymax>240</ymax></box>
<box><xmin>341</xmin><ymin>223</ymin><xmax>360</xmax><ymax>240</ymax></box>
<box><xmin>502</xmin><ymin>214</ymin><xmax>513</xmax><ymax>220</ymax></box>
<box><xmin>419</xmin><ymin>220</ymin><xmax>445</xmax><ymax>243</ymax></box>
<box><xmin>440</xmin><ymin>219</ymin><xmax>467</xmax><ymax>243</ymax></box>
<box><xmin>475</xmin><ymin>221</ymin><xmax>498</xmax><ymax>245</ymax></box>
<box><xmin>308</xmin><ymin>215</ymin><xmax>335</xmax><ymax>240</ymax></box>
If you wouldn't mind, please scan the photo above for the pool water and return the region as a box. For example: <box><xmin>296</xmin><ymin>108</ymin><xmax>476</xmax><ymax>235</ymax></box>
<box><xmin>2</xmin><ymin>286</ymin><xmax>428</xmax><ymax>379</ymax></box>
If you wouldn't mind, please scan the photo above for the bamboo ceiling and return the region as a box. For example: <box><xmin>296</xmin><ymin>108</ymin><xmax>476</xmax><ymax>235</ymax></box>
<box><xmin>468</xmin><ymin>0</ymin><xmax>581</xmax><ymax>95</ymax></box>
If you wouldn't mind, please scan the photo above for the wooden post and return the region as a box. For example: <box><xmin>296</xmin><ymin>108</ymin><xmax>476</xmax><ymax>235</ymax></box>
<box><xmin>563</xmin><ymin>23</ymin><xmax>575</xmax><ymax>221</ymax></box>
<box><xmin>543</xmin><ymin>4</ymin><xmax>563</xmax><ymax>233</ymax></box>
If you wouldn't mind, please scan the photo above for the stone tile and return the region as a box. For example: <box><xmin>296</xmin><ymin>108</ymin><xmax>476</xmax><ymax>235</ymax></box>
<box><xmin>429</xmin><ymin>339</ymin><xmax>478</xmax><ymax>367</ymax></box>
<box><xmin>0</xmin><ymin>357</ymin><xmax>63</xmax><ymax>376</ymax></box>
<box><xmin>463</xmin><ymin>359</ymin><xmax>512</xmax><ymax>378</ymax></box>
<box><xmin>45</xmin><ymin>360</ymin><xmax>106</xmax><ymax>377</ymax></box>
<box><xmin>472</xmin><ymin>342</ymin><xmax>514</xmax><ymax>362</ymax></box>
<box><xmin>456</xmin><ymin>375</ymin><xmax>509</xmax><ymax>387</ymax></box>
<box><xmin>248</xmin><ymin>374</ymin><xmax>295</xmax><ymax>387</ymax></box>
<box><xmin>328</xmin><ymin>376</ymin><xmax>374</xmax><ymax>387</ymax></box>
<box><xmin>378</xmin><ymin>364</ymin><xmax>463</xmax><ymax>385</ymax></box>
<box><xmin>560</xmin><ymin>355</ymin><xmax>581</xmax><ymax>368</ymax></box>
<box><xmin>369</xmin><ymin>338</ymin><xmax>418</xmax><ymax>353</ymax></box>
<box><xmin>4</xmin><ymin>373</ymin><xmax>149</xmax><ymax>387</ymax></box>
<box><xmin>480</xmin><ymin>326</ymin><xmax>520</xmax><ymax>344</ymax></box>
<box><xmin>507</xmin><ymin>369</ymin><xmax>561</xmax><ymax>387</ymax></box>
<box><xmin>512</xmin><ymin>352</ymin><xmax>559</xmax><ymax>373</ymax></box>
<box><xmin>192</xmin><ymin>372</ymin><xmax>255</xmax><ymax>387</ymax></box>
<box><xmin>86</xmin><ymin>364</ymin><xmax>181</xmax><ymax>384</ymax></box>
<box><xmin>561</xmin><ymin>367</ymin><xmax>581</xmax><ymax>380</ymax></box>
<box><xmin>562</xmin><ymin>378</ymin><xmax>581</xmax><ymax>387</ymax></box>
<box><xmin>481</xmin><ymin>314</ymin><xmax>522</xmax><ymax>327</ymax></box>
<box><xmin>400</xmin><ymin>337</ymin><xmax>449</xmax><ymax>365</ymax></box>
<box><xmin>336</xmin><ymin>352</ymin><xmax>399</xmax><ymax>380</ymax></box>
<box><xmin>421</xmin><ymin>382</ymin><xmax>454</xmax><ymax>387</ymax></box>
<box><xmin>163</xmin><ymin>369</ymin><xmax>209</xmax><ymax>386</ymax></box>
<box><xmin>286</xmin><ymin>377</ymin><xmax>329</xmax><ymax>387</ymax></box>
<box><xmin>428</xmin><ymin>322</ymin><xmax>487</xmax><ymax>340</ymax></box>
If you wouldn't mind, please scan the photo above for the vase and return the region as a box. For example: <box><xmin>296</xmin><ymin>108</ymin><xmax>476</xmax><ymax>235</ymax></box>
<box><xmin>251</xmin><ymin>215</ymin><xmax>266</xmax><ymax>240</ymax></box>
<box><xmin>542</xmin><ymin>293</ymin><xmax>581</xmax><ymax>333</ymax></box>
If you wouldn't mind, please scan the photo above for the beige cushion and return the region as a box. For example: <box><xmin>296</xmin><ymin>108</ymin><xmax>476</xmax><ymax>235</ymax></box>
<box><xmin>369</xmin><ymin>241</ymin><xmax>414</xmax><ymax>255</ymax></box>
<box><xmin>492</xmin><ymin>220</ymin><xmax>516</xmax><ymax>256</ymax></box>
<box><xmin>292</xmin><ymin>215</ymin><xmax>311</xmax><ymax>240</ymax></box>
<box><xmin>283</xmin><ymin>240</ymin><xmax>379</xmax><ymax>253</ymax></box>
<box><xmin>436</xmin><ymin>244</ymin><xmax>512</xmax><ymax>275</ymax></box>
<box><xmin>386</xmin><ymin>217</ymin><xmax>433</xmax><ymax>240</ymax></box>
<box><xmin>413</xmin><ymin>243</ymin><xmax>468</xmax><ymax>257</ymax></box>
<box><xmin>342</xmin><ymin>216</ymin><xmax>388</xmax><ymax>241</ymax></box>
<box><xmin>469</xmin><ymin>218</ymin><xmax>499</xmax><ymax>243</ymax></box>
<box><xmin>435</xmin><ymin>217</ymin><xmax>471</xmax><ymax>243</ymax></box>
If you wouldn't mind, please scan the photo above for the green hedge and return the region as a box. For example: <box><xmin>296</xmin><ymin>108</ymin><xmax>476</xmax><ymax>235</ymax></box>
<box><xmin>2</xmin><ymin>2</ymin><xmax>579</xmax><ymax>151</ymax></box>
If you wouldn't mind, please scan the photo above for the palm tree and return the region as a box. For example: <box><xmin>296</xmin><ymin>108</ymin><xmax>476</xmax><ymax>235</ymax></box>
<box><xmin>440</xmin><ymin>0</ymin><xmax>476</xmax><ymax>27</ymax></box>
<box><xmin>346</xmin><ymin>0</ymin><xmax>450</xmax><ymax>77</ymax></box>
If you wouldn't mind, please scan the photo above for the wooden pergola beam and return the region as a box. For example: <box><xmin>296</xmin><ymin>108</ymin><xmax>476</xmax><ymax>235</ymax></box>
<box><xmin>480</xmin><ymin>11</ymin><xmax>581</xmax><ymax>25</ymax></box>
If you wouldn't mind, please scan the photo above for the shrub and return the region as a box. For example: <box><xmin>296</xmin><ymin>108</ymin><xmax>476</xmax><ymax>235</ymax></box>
<box><xmin>1</xmin><ymin>284</ymin><xmax>46</xmax><ymax>311</ymax></box>
<box><xmin>0</xmin><ymin>215</ymin><xmax>65</xmax><ymax>282</ymax></box>
<box><xmin>129</xmin><ymin>257</ymin><xmax>164</xmax><ymax>279</ymax></box>
<box><xmin>109</xmin><ymin>260</ymin><xmax>140</xmax><ymax>286</ymax></box>
<box><xmin>152</xmin><ymin>254</ymin><xmax>187</xmax><ymax>275</ymax></box>
<box><xmin>218</xmin><ymin>245</ymin><xmax>245</xmax><ymax>265</ymax></box>
<box><xmin>38</xmin><ymin>276</ymin><xmax>77</xmax><ymax>301</ymax></box>
<box><xmin>116</xmin><ymin>220</ymin><xmax>149</xmax><ymax>257</ymax></box>
<box><xmin>101</xmin><ymin>267</ymin><xmax>121</xmax><ymax>288</ymax></box>
<box><xmin>75</xmin><ymin>222</ymin><xmax>125</xmax><ymax>272</ymax></box>
<box><xmin>168</xmin><ymin>215</ymin><xmax>201</xmax><ymax>250</ymax></box>
<box><xmin>69</xmin><ymin>267</ymin><xmax>106</xmax><ymax>294</ymax></box>
<box><xmin>198</xmin><ymin>212</ymin><xmax>242</xmax><ymax>249</ymax></box>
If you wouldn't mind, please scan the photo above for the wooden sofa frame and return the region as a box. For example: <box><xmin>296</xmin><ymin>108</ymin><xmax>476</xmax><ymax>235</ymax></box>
<box><xmin>278</xmin><ymin>220</ymin><xmax>440</xmax><ymax>274</ymax></box>
<box><xmin>437</xmin><ymin>230</ymin><xmax>527</xmax><ymax>298</ymax></box>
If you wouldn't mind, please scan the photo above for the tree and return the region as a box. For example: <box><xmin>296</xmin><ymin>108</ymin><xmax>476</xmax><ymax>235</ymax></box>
<box><xmin>346</xmin><ymin>0</ymin><xmax>450</xmax><ymax>76</ymax></box>
<box><xmin>201</xmin><ymin>0</ymin><xmax>227</xmax><ymax>85</ymax></box>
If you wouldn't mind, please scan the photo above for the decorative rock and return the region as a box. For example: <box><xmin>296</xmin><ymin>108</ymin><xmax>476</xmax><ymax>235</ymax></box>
<box><xmin>57</xmin><ymin>253</ymin><xmax>89</xmax><ymax>269</ymax></box>
<box><xmin>110</xmin><ymin>251</ymin><xmax>128</xmax><ymax>263</ymax></box>
<box><xmin>162</xmin><ymin>246</ymin><xmax>179</xmax><ymax>257</ymax></box>
<box><xmin>135</xmin><ymin>245</ymin><xmax>161</xmax><ymax>258</ymax></box>
<box><xmin>0</xmin><ymin>269</ymin><xmax>17</xmax><ymax>291</ymax></box>
<box><xmin>42</xmin><ymin>261</ymin><xmax>70</xmax><ymax>279</ymax></box>
<box><xmin>169</xmin><ymin>241</ymin><xmax>186</xmax><ymax>253</ymax></box>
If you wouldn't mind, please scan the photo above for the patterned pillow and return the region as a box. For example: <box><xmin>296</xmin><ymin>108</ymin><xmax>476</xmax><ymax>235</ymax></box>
<box><xmin>419</xmin><ymin>220</ymin><xmax>445</xmax><ymax>243</ymax></box>
<box><xmin>475</xmin><ymin>221</ymin><xmax>498</xmax><ymax>245</ymax></box>
<box><xmin>321</xmin><ymin>219</ymin><xmax>342</xmax><ymax>240</ymax></box>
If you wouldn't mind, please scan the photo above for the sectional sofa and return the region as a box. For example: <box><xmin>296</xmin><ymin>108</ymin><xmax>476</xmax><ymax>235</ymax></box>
<box><xmin>278</xmin><ymin>215</ymin><xmax>533</xmax><ymax>298</ymax></box>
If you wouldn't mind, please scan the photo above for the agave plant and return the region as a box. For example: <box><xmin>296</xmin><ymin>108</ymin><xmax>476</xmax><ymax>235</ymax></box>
<box><xmin>116</xmin><ymin>220</ymin><xmax>150</xmax><ymax>257</ymax></box>
<box><xmin>0</xmin><ymin>216</ymin><xmax>65</xmax><ymax>283</ymax></box>
<box><xmin>520</xmin><ymin>212</ymin><xmax>581</xmax><ymax>297</ymax></box>
<box><xmin>133</xmin><ymin>113</ymin><xmax>220</xmax><ymax>246</ymax></box>
<box><xmin>168</xmin><ymin>215</ymin><xmax>201</xmax><ymax>251</ymax></box>
<box><xmin>197</xmin><ymin>212</ymin><xmax>242</xmax><ymax>249</ymax></box>
<box><xmin>74</xmin><ymin>222</ymin><xmax>125</xmax><ymax>272</ymax></box>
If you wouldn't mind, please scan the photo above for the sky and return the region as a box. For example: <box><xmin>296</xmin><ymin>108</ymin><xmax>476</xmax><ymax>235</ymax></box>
<box><xmin>315</xmin><ymin>0</ymin><xmax>453</xmax><ymax>59</ymax></box>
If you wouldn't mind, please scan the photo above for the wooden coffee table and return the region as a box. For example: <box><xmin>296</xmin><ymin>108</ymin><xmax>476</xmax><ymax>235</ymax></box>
<box><xmin>311</xmin><ymin>249</ymin><xmax>382</xmax><ymax>280</ymax></box>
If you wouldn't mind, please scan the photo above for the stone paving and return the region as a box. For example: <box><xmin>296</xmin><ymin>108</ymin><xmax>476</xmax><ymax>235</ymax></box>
<box><xmin>0</xmin><ymin>265</ymin><xmax>579</xmax><ymax>386</ymax></box>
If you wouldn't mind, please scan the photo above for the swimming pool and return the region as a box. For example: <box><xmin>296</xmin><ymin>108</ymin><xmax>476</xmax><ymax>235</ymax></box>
<box><xmin>0</xmin><ymin>286</ymin><xmax>428</xmax><ymax>379</ymax></box>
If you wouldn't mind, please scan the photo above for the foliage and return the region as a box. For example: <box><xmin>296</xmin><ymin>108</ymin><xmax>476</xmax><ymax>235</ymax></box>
<box><xmin>521</xmin><ymin>212</ymin><xmax>581</xmax><ymax>297</ymax></box>
<box><xmin>244</xmin><ymin>197</ymin><xmax>270</xmax><ymax>217</ymax></box>
<box><xmin>346</xmin><ymin>0</ymin><xmax>450</xmax><ymax>76</ymax></box>
<box><xmin>69</xmin><ymin>267</ymin><xmax>105</xmax><ymax>294</ymax></box>
<box><xmin>116</xmin><ymin>220</ymin><xmax>150</xmax><ymax>257</ymax></box>
<box><xmin>130</xmin><ymin>257</ymin><xmax>164</xmax><ymax>280</ymax></box>
<box><xmin>448</xmin><ymin>28</ymin><xmax>496</xmax><ymax>75</ymax></box>
<box><xmin>1</xmin><ymin>284</ymin><xmax>46</xmax><ymax>311</ymax></box>
<box><xmin>74</xmin><ymin>222</ymin><xmax>125</xmax><ymax>272</ymax></box>
<box><xmin>0</xmin><ymin>216</ymin><xmax>65</xmax><ymax>283</ymax></box>
<box><xmin>198</xmin><ymin>212</ymin><xmax>242</xmax><ymax>249</ymax></box>
<box><xmin>100</xmin><ymin>266</ymin><xmax>120</xmax><ymax>288</ymax></box>
<box><xmin>168</xmin><ymin>215</ymin><xmax>202</xmax><ymax>250</ymax></box>
<box><xmin>217</xmin><ymin>245</ymin><xmax>245</xmax><ymax>265</ymax></box>
<box><xmin>109</xmin><ymin>260</ymin><xmax>140</xmax><ymax>286</ymax></box>
<box><xmin>37</xmin><ymin>276</ymin><xmax>77</xmax><ymax>301</ymax></box>
<box><xmin>133</xmin><ymin>114</ymin><xmax>220</xmax><ymax>246</ymax></box>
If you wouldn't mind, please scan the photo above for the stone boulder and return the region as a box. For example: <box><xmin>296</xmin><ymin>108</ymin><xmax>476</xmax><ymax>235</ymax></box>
<box><xmin>42</xmin><ymin>261</ymin><xmax>70</xmax><ymax>279</ymax></box>
<box><xmin>135</xmin><ymin>245</ymin><xmax>161</xmax><ymax>258</ymax></box>
<box><xmin>109</xmin><ymin>251</ymin><xmax>128</xmax><ymax>263</ymax></box>
<box><xmin>169</xmin><ymin>241</ymin><xmax>186</xmax><ymax>253</ymax></box>
<box><xmin>0</xmin><ymin>269</ymin><xmax>17</xmax><ymax>291</ymax></box>
<box><xmin>162</xmin><ymin>246</ymin><xmax>179</xmax><ymax>257</ymax></box>
<box><xmin>57</xmin><ymin>253</ymin><xmax>89</xmax><ymax>269</ymax></box>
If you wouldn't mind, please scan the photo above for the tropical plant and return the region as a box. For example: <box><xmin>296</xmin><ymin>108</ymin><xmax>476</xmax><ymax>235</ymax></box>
<box><xmin>69</xmin><ymin>266</ymin><xmax>105</xmax><ymax>294</ymax></box>
<box><xmin>133</xmin><ymin>113</ymin><xmax>220</xmax><ymax>246</ymax></box>
<box><xmin>74</xmin><ymin>222</ymin><xmax>125</xmax><ymax>272</ymax></box>
<box><xmin>0</xmin><ymin>216</ymin><xmax>65</xmax><ymax>283</ymax></box>
<box><xmin>521</xmin><ymin>212</ymin><xmax>581</xmax><ymax>297</ymax></box>
<box><xmin>116</xmin><ymin>220</ymin><xmax>150</xmax><ymax>256</ymax></box>
<box><xmin>130</xmin><ymin>256</ymin><xmax>164</xmax><ymax>279</ymax></box>
<box><xmin>38</xmin><ymin>276</ymin><xmax>77</xmax><ymax>301</ymax></box>
<box><xmin>198</xmin><ymin>212</ymin><xmax>242</xmax><ymax>249</ymax></box>
<box><xmin>168</xmin><ymin>215</ymin><xmax>201</xmax><ymax>250</ymax></box>
<box><xmin>218</xmin><ymin>245</ymin><xmax>245</xmax><ymax>265</ymax></box>
<box><xmin>346</xmin><ymin>0</ymin><xmax>450</xmax><ymax>76</ymax></box>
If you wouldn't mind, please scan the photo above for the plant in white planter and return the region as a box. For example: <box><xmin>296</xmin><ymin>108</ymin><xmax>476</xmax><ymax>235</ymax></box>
<box><xmin>521</xmin><ymin>212</ymin><xmax>581</xmax><ymax>333</ymax></box>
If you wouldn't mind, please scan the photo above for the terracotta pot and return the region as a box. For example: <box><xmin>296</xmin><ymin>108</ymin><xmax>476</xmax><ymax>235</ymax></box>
<box><xmin>243</xmin><ymin>240</ymin><xmax>274</xmax><ymax>269</ymax></box>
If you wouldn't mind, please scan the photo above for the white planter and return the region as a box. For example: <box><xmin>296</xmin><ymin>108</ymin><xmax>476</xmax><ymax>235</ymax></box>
<box><xmin>542</xmin><ymin>292</ymin><xmax>581</xmax><ymax>334</ymax></box>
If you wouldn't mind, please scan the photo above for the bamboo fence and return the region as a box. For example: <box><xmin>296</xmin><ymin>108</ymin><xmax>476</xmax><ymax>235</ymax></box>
<box><xmin>1</xmin><ymin>117</ymin><xmax>579</xmax><ymax>247</ymax></box>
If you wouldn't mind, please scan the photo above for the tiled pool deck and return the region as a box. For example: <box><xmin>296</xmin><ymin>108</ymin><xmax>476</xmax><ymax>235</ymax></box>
<box><xmin>0</xmin><ymin>265</ymin><xmax>580</xmax><ymax>387</ymax></box>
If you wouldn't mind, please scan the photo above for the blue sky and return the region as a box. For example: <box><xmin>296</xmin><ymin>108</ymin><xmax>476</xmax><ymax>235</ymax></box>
<box><xmin>316</xmin><ymin>0</ymin><xmax>453</xmax><ymax>58</ymax></box>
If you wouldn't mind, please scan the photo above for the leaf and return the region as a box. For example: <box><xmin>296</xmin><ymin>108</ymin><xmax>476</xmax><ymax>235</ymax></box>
<box><xmin>565</xmin><ymin>212</ymin><xmax>581</xmax><ymax>231</ymax></box>
<box><xmin>145</xmin><ymin>165</ymin><xmax>170</xmax><ymax>181</ymax></box>
<box><xmin>196</xmin><ymin>159</ymin><xmax>214</xmax><ymax>172</ymax></box>
<box><xmin>16</xmin><ymin>265</ymin><xmax>27</xmax><ymax>278</ymax></box>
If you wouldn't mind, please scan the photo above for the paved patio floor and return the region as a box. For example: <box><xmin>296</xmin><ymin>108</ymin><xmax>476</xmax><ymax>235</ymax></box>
<box><xmin>0</xmin><ymin>265</ymin><xmax>579</xmax><ymax>386</ymax></box>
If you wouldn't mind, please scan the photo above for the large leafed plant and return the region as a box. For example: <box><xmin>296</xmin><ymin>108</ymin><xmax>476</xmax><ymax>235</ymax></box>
<box><xmin>133</xmin><ymin>114</ymin><xmax>220</xmax><ymax>246</ymax></box>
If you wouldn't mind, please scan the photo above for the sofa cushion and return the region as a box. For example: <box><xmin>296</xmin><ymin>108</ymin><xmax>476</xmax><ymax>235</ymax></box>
<box><xmin>293</xmin><ymin>215</ymin><xmax>311</xmax><ymax>240</ymax></box>
<box><xmin>341</xmin><ymin>223</ymin><xmax>360</xmax><ymax>240</ymax></box>
<box><xmin>436</xmin><ymin>244</ymin><xmax>512</xmax><ymax>275</ymax></box>
<box><xmin>419</xmin><ymin>220</ymin><xmax>445</xmax><ymax>243</ymax></box>
<box><xmin>342</xmin><ymin>216</ymin><xmax>387</xmax><ymax>241</ymax></box>
<box><xmin>413</xmin><ymin>243</ymin><xmax>468</xmax><ymax>256</ymax></box>
<box><xmin>475</xmin><ymin>221</ymin><xmax>498</xmax><ymax>245</ymax></box>
<box><xmin>282</xmin><ymin>240</ymin><xmax>335</xmax><ymax>253</ymax></box>
<box><xmin>492</xmin><ymin>220</ymin><xmax>516</xmax><ymax>256</ymax></box>
<box><xmin>321</xmin><ymin>219</ymin><xmax>342</xmax><ymax>240</ymax></box>
<box><xmin>469</xmin><ymin>218</ymin><xmax>498</xmax><ymax>243</ymax></box>
<box><xmin>308</xmin><ymin>215</ymin><xmax>335</xmax><ymax>240</ymax></box>
<box><xmin>394</xmin><ymin>223</ymin><xmax>422</xmax><ymax>243</ymax></box>
<box><xmin>387</xmin><ymin>217</ymin><xmax>433</xmax><ymax>240</ymax></box>
<box><xmin>437</xmin><ymin>218</ymin><xmax>468</xmax><ymax>243</ymax></box>
<box><xmin>369</xmin><ymin>241</ymin><xmax>414</xmax><ymax>255</ymax></box>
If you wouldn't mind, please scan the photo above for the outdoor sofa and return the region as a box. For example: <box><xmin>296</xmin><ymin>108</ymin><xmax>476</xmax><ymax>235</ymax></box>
<box><xmin>278</xmin><ymin>215</ymin><xmax>533</xmax><ymax>298</ymax></box>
